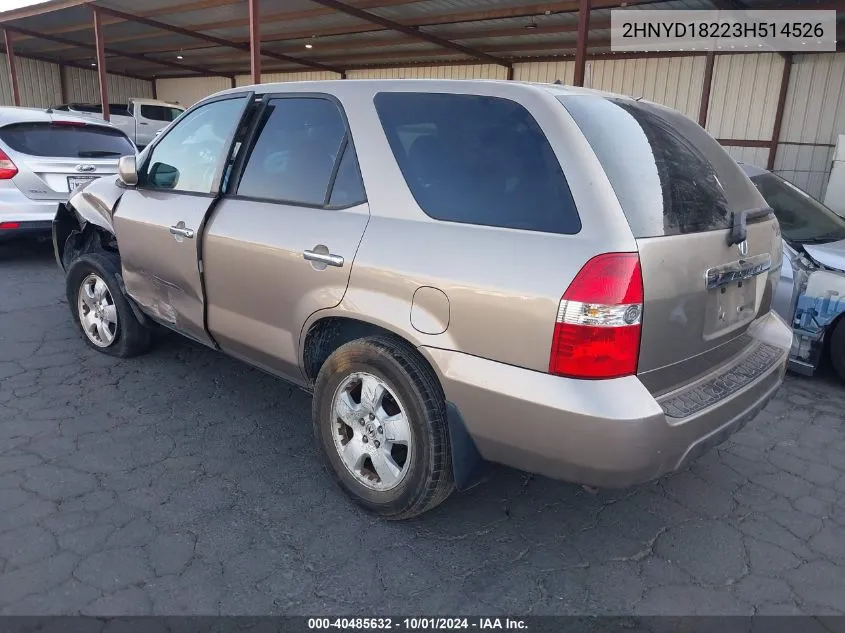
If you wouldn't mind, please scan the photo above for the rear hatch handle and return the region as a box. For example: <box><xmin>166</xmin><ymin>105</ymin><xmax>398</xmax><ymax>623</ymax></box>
<box><xmin>728</xmin><ymin>206</ymin><xmax>773</xmax><ymax>247</ymax></box>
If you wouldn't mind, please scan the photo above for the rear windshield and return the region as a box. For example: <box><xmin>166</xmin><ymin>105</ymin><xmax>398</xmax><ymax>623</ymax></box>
<box><xmin>559</xmin><ymin>95</ymin><xmax>765</xmax><ymax>238</ymax></box>
<box><xmin>67</xmin><ymin>104</ymin><xmax>130</xmax><ymax>116</ymax></box>
<box><xmin>374</xmin><ymin>92</ymin><xmax>580</xmax><ymax>234</ymax></box>
<box><xmin>0</xmin><ymin>123</ymin><xmax>135</xmax><ymax>158</ymax></box>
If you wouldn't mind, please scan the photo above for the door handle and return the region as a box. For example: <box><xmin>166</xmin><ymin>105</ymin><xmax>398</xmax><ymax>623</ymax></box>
<box><xmin>303</xmin><ymin>249</ymin><xmax>344</xmax><ymax>267</ymax></box>
<box><xmin>169</xmin><ymin>224</ymin><xmax>195</xmax><ymax>239</ymax></box>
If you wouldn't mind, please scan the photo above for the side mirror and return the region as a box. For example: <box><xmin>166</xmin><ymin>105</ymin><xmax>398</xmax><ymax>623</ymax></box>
<box><xmin>118</xmin><ymin>155</ymin><xmax>138</xmax><ymax>186</ymax></box>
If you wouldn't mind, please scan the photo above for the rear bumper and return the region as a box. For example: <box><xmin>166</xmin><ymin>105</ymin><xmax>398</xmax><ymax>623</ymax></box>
<box><xmin>423</xmin><ymin>311</ymin><xmax>791</xmax><ymax>488</ymax></box>
<box><xmin>0</xmin><ymin>192</ymin><xmax>60</xmax><ymax>222</ymax></box>
<box><xmin>0</xmin><ymin>219</ymin><xmax>53</xmax><ymax>240</ymax></box>
<box><xmin>0</xmin><ymin>188</ymin><xmax>61</xmax><ymax>241</ymax></box>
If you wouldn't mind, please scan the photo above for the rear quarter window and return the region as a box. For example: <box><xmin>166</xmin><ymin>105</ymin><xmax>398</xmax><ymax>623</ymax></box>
<box><xmin>559</xmin><ymin>95</ymin><xmax>764</xmax><ymax>238</ymax></box>
<box><xmin>374</xmin><ymin>92</ymin><xmax>580</xmax><ymax>234</ymax></box>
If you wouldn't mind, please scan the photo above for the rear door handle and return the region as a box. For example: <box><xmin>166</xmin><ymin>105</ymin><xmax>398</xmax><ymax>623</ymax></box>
<box><xmin>303</xmin><ymin>249</ymin><xmax>344</xmax><ymax>267</ymax></box>
<box><xmin>169</xmin><ymin>223</ymin><xmax>195</xmax><ymax>239</ymax></box>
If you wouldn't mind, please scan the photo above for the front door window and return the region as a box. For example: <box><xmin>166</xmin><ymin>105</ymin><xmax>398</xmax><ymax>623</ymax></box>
<box><xmin>142</xmin><ymin>97</ymin><xmax>246</xmax><ymax>194</ymax></box>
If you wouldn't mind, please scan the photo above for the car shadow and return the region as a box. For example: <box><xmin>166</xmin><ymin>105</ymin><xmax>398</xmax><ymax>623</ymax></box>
<box><xmin>136</xmin><ymin>332</ymin><xmax>673</xmax><ymax>533</ymax></box>
<box><xmin>0</xmin><ymin>236</ymin><xmax>55</xmax><ymax>264</ymax></box>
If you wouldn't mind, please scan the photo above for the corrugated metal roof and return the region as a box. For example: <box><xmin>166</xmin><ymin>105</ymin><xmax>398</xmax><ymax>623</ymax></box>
<box><xmin>372</xmin><ymin>0</ymin><xmax>571</xmax><ymax>21</ymax></box>
<box><xmin>0</xmin><ymin>0</ymin><xmax>838</xmax><ymax>79</ymax></box>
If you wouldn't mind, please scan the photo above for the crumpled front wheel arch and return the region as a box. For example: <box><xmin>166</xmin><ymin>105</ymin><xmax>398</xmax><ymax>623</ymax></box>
<box><xmin>54</xmin><ymin>203</ymin><xmax>119</xmax><ymax>272</ymax></box>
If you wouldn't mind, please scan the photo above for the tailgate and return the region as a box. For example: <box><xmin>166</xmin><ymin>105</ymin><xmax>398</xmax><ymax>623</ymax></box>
<box><xmin>12</xmin><ymin>157</ymin><xmax>119</xmax><ymax>200</ymax></box>
<box><xmin>559</xmin><ymin>95</ymin><xmax>782</xmax><ymax>395</ymax></box>
<box><xmin>636</xmin><ymin>217</ymin><xmax>780</xmax><ymax>392</ymax></box>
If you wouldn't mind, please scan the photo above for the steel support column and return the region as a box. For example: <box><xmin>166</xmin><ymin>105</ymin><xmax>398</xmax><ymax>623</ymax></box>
<box><xmin>768</xmin><ymin>52</ymin><xmax>793</xmax><ymax>171</ymax></box>
<box><xmin>92</xmin><ymin>7</ymin><xmax>110</xmax><ymax>121</ymax></box>
<box><xmin>59</xmin><ymin>64</ymin><xmax>68</xmax><ymax>104</ymax></box>
<box><xmin>573</xmin><ymin>0</ymin><xmax>591</xmax><ymax>87</ymax></box>
<box><xmin>698</xmin><ymin>51</ymin><xmax>716</xmax><ymax>128</ymax></box>
<box><xmin>3</xmin><ymin>29</ymin><xmax>21</xmax><ymax>106</ymax></box>
<box><xmin>248</xmin><ymin>0</ymin><xmax>261</xmax><ymax>84</ymax></box>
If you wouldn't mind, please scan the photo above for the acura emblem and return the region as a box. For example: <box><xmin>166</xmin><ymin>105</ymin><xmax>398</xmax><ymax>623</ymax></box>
<box><xmin>737</xmin><ymin>239</ymin><xmax>748</xmax><ymax>257</ymax></box>
<box><xmin>76</xmin><ymin>164</ymin><xmax>96</xmax><ymax>172</ymax></box>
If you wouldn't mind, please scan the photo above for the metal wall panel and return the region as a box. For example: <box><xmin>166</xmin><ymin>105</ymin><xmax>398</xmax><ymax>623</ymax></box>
<box><xmin>346</xmin><ymin>64</ymin><xmax>508</xmax><ymax>80</ymax></box>
<box><xmin>235</xmin><ymin>70</ymin><xmax>342</xmax><ymax>87</ymax></box>
<box><xmin>0</xmin><ymin>54</ymin><xmax>62</xmax><ymax>108</ymax></box>
<box><xmin>780</xmin><ymin>53</ymin><xmax>845</xmax><ymax>145</ymax></box>
<box><xmin>63</xmin><ymin>66</ymin><xmax>100</xmax><ymax>103</ymax></box>
<box><xmin>706</xmin><ymin>53</ymin><xmax>783</xmax><ymax>141</ymax></box>
<box><xmin>63</xmin><ymin>66</ymin><xmax>153</xmax><ymax>104</ymax></box>
<box><xmin>0</xmin><ymin>54</ymin><xmax>14</xmax><ymax>106</ymax></box>
<box><xmin>774</xmin><ymin>143</ymin><xmax>836</xmax><ymax>201</ymax></box>
<box><xmin>723</xmin><ymin>145</ymin><xmax>770</xmax><ymax>169</ymax></box>
<box><xmin>512</xmin><ymin>61</ymin><xmax>574</xmax><ymax>85</ymax></box>
<box><xmin>155</xmin><ymin>76</ymin><xmax>231</xmax><ymax>107</ymax></box>
<box><xmin>771</xmin><ymin>53</ymin><xmax>845</xmax><ymax>200</ymax></box>
<box><xmin>107</xmin><ymin>73</ymin><xmax>154</xmax><ymax>102</ymax></box>
<box><xmin>587</xmin><ymin>56</ymin><xmax>706</xmax><ymax>120</ymax></box>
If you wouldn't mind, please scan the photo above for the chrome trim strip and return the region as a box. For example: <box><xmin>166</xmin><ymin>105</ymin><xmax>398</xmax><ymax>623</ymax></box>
<box><xmin>705</xmin><ymin>253</ymin><xmax>772</xmax><ymax>290</ymax></box>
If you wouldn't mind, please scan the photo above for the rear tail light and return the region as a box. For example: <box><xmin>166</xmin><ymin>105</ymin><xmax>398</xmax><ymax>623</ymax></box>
<box><xmin>549</xmin><ymin>252</ymin><xmax>643</xmax><ymax>379</ymax></box>
<box><xmin>0</xmin><ymin>149</ymin><xmax>18</xmax><ymax>180</ymax></box>
<box><xmin>52</xmin><ymin>121</ymin><xmax>87</xmax><ymax>127</ymax></box>
<box><xmin>0</xmin><ymin>222</ymin><xmax>21</xmax><ymax>230</ymax></box>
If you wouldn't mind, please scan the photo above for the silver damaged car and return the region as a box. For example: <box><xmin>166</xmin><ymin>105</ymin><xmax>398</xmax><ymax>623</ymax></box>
<box><xmin>742</xmin><ymin>163</ymin><xmax>845</xmax><ymax>382</ymax></box>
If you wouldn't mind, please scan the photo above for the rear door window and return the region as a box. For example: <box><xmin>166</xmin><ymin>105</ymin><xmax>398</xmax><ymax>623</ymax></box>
<box><xmin>236</xmin><ymin>97</ymin><xmax>351</xmax><ymax>207</ymax></box>
<box><xmin>0</xmin><ymin>123</ymin><xmax>135</xmax><ymax>158</ymax></box>
<box><xmin>374</xmin><ymin>92</ymin><xmax>580</xmax><ymax>234</ymax></box>
<box><xmin>559</xmin><ymin>95</ymin><xmax>764</xmax><ymax>237</ymax></box>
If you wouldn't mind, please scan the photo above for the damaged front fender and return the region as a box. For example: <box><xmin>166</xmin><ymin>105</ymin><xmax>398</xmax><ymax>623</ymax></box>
<box><xmin>789</xmin><ymin>256</ymin><xmax>845</xmax><ymax>374</ymax></box>
<box><xmin>67</xmin><ymin>175</ymin><xmax>126</xmax><ymax>234</ymax></box>
<box><xmin>53</xmin><ymin>176</ymin><xmax>127</xmax><ymax>270</ymax></box>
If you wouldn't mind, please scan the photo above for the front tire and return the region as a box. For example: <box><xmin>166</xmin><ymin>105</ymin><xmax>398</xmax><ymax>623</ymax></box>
<box><xmin>313</xmin><ymin>336</ymin><xmax>454</xmax><ymax>519</ymax></box>
<box><xmin>66</xmin><ymin>251</ymin><xmax>152</xmax><ymax>358</ymax></box>
<box><xmin>829</xmin><ymin>318</ymin><xmax>845</xmax><ymax>383</ymax></box>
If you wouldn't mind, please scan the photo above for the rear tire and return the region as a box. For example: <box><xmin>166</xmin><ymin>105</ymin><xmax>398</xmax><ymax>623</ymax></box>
<box><xmin>829</xmin><ymin>318</ymin><xmax>845</xmax><ymax>383</ymax></box>
<box><xmin>66</xmin><ymin>251</ymin><xmax>152</xmax><ymax>358</ymax></box>
<box><xmin>313</xmin><ymin>336</ymin><xmax>454</xmax><ymax>519</ymax></box>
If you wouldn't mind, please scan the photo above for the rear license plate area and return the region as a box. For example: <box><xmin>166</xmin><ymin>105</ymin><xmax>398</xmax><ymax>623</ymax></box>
<box><xmin>703</xmin><ymin>254</ymin><xmax>772</xmax><ymax>338</ymax></box>
<box><xmin>67</xmin><ymin>175</ymin><xmax>98</xmax><ymax>191</ymax></box>
<box><xmin>710</xmin><ymin>280</ymin><xmax>757</xmax><ymax>329</ymax></box>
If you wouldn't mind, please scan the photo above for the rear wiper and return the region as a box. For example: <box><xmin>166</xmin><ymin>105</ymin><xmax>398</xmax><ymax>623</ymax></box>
<box><xmin>77</xmin><ymin>150</ymin><xmax>121</xmax><ymax>157</ymax></box>
<box><xmin>728</xmin><ymin>206</ymin><xmax>773</xmax><ymax>246</ymax></box>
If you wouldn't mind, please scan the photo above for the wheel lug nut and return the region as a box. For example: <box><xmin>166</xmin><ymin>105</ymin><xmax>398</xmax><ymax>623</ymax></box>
<box><xmin>374</xmin><ymin>440</ymin><xmax>380</xmax><ymax>448</ymax></box>
<box><xmin>359</xmin><ymin>418</ymin><xmax>365</xmax><ymax>426</ymax></box>
<box><xmin>362</xmin><ymin>436</ymin><xmax>368</xmax><ymax>443</ymax></box>
<box><xmin>369</xmin><ymin>413</ymin><xmax>375</xmax><ymax>420</ymax></box>
<box><xmin>378</xmin><ymin>426</ymin><xmax>383</xmax><ymax>434</ymax></box>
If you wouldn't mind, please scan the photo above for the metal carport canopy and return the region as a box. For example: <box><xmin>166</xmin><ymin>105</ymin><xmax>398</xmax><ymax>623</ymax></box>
<box><xmin>0</xmin><ymin>0</ymin><xmax>842</xmax><ymax>118</ymax></box>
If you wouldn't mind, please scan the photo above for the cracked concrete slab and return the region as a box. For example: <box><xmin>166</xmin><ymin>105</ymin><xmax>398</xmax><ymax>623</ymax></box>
<box><xmin>2</xmin><ymin>239</ymin><xmax>845</xmax><ymax>616</ymax></box>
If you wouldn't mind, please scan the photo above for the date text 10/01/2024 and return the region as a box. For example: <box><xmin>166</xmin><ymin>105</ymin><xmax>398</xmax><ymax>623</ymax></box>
<box><xmin>307</xmin><ymin>618</ymin><xmax>528</xmax><ymax>630</ymax></box>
